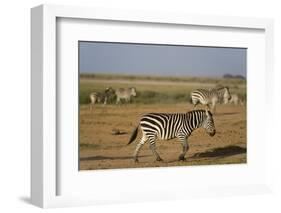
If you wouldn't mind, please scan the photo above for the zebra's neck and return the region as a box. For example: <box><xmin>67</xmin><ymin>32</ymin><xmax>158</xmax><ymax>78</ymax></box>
<box><xmin>217</xmin><ymin>88</ymin><xmax>226</xmax><ymax>98</ymax></box>
<box><xmin>184</xmin><ymin>111</ymin><xmax>205</xmax><ymax>133</ymax></box>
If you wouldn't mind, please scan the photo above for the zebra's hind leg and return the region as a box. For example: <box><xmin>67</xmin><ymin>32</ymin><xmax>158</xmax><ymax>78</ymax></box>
<box><xmin>133</xmin><ymin>135</ymin><xmax>147</xmax><ymax>162</ymax></box>
<box><xmin>178</xmin><ymin>137</ymin><xmax>189</xmax><ymax>161</ymax></box>
<box><xmin>148</xmin><ymin>138</ymin><xmax>163</xmax><ymax>162</ymax></box>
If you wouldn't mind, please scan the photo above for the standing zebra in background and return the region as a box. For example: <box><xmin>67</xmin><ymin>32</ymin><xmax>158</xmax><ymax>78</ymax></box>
<box><xmin>228</xmin><ymin>93</ymin><xmax>244</xmax><ymax>106</ymax></box>
<box><xmin>89</xmin><ymin>87</ymin><xmax>115</xmax><ymax>110</ymax></box>
<box><xmin>127</xmin><ymin>109</ymin><xmax>216</xmax><ymax>162</ymax></box>
<box><xmin>190</xmin><ymin>87</ymin><xmax>231</xmax><ymax>113</ymax></box>
<box><xmin>115</xmin><ymin>87</ymin><xmax>137</xmax><ymax>104</ymax></box>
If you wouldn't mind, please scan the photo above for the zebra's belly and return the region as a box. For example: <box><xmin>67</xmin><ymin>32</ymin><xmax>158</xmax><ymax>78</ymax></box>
<box><xmin>158</xmin><ymin>133</ymin><xmax>176</xmax><ymax>140</ymax></box>
<box><xmin>200</xmin><ymin>99</ymin><xmax>209</xmax><ymax>105</ymax></box>
<box><xmin>142</xmin><ymin>129</ymin><xmax>176</xmax><ymax>141</ymax></box>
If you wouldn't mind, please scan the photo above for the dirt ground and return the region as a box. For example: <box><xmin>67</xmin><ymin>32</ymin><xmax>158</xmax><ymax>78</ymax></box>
<box><xmin>79</xmin><ymin>103</ymin><xmax>246</xmax><ymax>170</ymax></box>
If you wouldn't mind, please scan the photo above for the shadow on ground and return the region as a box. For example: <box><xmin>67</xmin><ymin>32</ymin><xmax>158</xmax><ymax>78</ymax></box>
<box><xmin>215</xmin><ymin>112</ymin><xmax>240</xmax><ymax>116</ymax></box>
<box><xmin>80</xmin><ymin>155</ymin><xmax>150</xmax><ymax>161</ymax></box>
<box><xmin>192</xmin><ymin>145</ymin><xmax>246</xmax><ymax>158</ymax></box>
<box><xmin>80</xmin><ymin>146</ymin><xmax>246</xmax><ymax>162</ymax></box>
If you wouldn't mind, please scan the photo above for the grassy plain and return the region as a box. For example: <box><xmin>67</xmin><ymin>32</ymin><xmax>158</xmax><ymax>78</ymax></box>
<box><xmin>79</xmin><ymin>74</ymin><xmax>246</xmax><ymax>170</ymax></box>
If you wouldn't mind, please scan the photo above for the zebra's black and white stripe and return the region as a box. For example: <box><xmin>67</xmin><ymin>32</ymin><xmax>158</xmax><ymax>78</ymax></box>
<box><xmin>190</xmin><ymin>87</ymin><xmax>231</xmax><ymax>112</ymax></box>
<box><xmin>128</xmin><ymin>110</ymin><xmax>216</xmax><ymax>162</ymax></box>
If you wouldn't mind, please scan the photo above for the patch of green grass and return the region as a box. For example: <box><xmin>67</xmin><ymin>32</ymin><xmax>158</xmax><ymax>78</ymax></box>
<box><xmin>133</xmin><ymin>91</ymin><xmax>191</xmax><ymax>104</ymax></box>
<box><xmin>79</xmin><ymin>89</ymin><xmax>192</xmax><ymax>105</ymax></box>
<box><xmin>80</xmin><ymin>73</ymin><xmax>246</xmax><ymax>85</ymax></box>
<box><xmin>79</xmin><ymin>73</ymin><xmax>246</xmax><ymax>105</ymax></box>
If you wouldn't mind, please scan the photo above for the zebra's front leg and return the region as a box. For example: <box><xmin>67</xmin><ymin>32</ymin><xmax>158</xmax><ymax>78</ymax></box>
<box><xmin>133</xmin><ymin>136</ymin><xmax>147</xmax><ymax>162</ymax></box>
<box><xmin>211</xmin><ymin>102</ymin><xmax>216</xmax><ymax>114</ymax></box>
<box><xmin>192</xmin><ymin>101</ymin><xmax>198</xmax><ymax>109</ymax></box>
<box><xmin>116</xmin><ymin>97</ymin><xmax>120</xmax><ymax>105</ymax></box>
<box><xmin>103</xmin><ymin>97</ymin><xmax>107</xmax><ymax>105</ymax></box>
<box><xmin>148</xmin><ymin>138</ymin><xmax>163</xmax><ymax>162</ymax></box>
<box><xmin>178</xmin><ymin>137</ymin><xmax>189</xmax><ymax>161</ymax></box>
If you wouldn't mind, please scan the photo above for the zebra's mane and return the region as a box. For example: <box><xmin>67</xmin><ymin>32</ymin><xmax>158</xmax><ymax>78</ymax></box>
<box><xmin>187</xmin><ymin>110</ymin><xmax>211</xmax><ymax>118</ymax></box>
<box><xmin>185</xmin><ymin>110</ymin><xmax>210</xmax><ymax>127</ymax></box>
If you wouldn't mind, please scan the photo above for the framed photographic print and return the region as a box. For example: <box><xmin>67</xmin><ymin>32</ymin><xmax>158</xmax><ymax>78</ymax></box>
<box><xmin>31</xmin><ymin>4</ymin><xmax>274</xmax><ymax>208</ymax></box>
<box><xmin>78</xmin><ymin>41</ymin><xmax>247</xmax><ymax>170</ymax></box>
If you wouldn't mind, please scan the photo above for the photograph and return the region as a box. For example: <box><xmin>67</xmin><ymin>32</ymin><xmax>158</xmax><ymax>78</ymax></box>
<box><xmin>79</xmin><ymin>41</ymin><xmax>247</xmax><ymax>170</ymax></box>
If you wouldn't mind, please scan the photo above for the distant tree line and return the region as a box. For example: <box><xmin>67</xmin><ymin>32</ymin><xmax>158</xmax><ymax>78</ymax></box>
<box><xmin>223</xmin><ymin>74</ymin><xmax>246</xmax><ymax>80</ymax></box>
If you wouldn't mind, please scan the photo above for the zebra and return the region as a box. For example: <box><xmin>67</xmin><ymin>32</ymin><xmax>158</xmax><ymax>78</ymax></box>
<box><xmin>89</xmin><ymin>87</ymin><xmax>114</xmax><ymax>110</ymax></box>
<box><xmin>190</xmin><ymin>87</ymin><xmax>231</xmax><ymax>113</ymax></box>
<box><xmin>115</xmin><ymin>87</ymin><xmax>137</xmax><ymax>104</ymax></box>
<box><xmin>228</xmin><ymin>93</ymin><xmax>244</xmax><ymax>106</ymax></box>
<box><xmin>127</xmin><ymin>109</ymin><xmax>216</xmax><ymax>162</ymax></box>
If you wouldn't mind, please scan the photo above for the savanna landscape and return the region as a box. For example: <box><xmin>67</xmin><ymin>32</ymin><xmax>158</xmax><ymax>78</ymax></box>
<box><xmin>79</xmin><ymin>73</ymin><xmax>247</xmax><ymax>170</ymax></box>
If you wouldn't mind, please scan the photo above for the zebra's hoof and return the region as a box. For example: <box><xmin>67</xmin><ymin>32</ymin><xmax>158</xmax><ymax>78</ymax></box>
<box><xmin>156</xmin><ymin>157</ymin><xmax>163</xmax><ymax>162</ymax></box>
<box><xmin>178</xmin><ymin>156</ymin><xmax>186</xmax><ymax>161</ymax></box>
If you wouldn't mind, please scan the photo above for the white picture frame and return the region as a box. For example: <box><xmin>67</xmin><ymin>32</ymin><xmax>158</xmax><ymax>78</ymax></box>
<box><xmin>31</xmin><ymin>4</ymin><xmax>274</xmax><ymax>208</ymax></box>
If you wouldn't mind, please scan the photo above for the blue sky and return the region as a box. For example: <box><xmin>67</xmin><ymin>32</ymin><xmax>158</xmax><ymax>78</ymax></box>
<box><xmin>79</xmin><ymin>41</ymin><xmax>246</xmax><ymax>78</ymax></box>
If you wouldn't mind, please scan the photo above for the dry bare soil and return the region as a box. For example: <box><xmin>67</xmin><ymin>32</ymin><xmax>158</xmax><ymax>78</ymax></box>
<box><xmin>79</xmin><ymin>103</ymin><xmax>246</xmax><ymax>170</ymax></box>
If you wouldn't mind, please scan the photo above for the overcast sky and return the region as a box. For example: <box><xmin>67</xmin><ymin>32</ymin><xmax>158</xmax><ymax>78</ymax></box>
<box><xmin>79</xmin><ymin>41</ymin><xmax>246</xmax><ymax>78</ymax></box>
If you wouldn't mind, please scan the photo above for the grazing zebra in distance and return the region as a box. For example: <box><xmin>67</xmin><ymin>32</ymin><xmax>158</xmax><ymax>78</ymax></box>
<box><xmin>127</xmin><ymin>109</ymin><xmax>216</xmax><ymax>162</ymax></box>
<box><xmin>190</xmin><ymin>87</ymin><xmax>231</xmax><ymax>113</ymax></box>
<box><xmin>228</xmin><ymin>93</ymin><xmax>244</xmax><ymax>106</ymax></box>
<box><xmin>89</xmin><ymin>87</ymin><xmax>114</xmax><ymax>110</ymax></box>
<box><xmin>115</xmin><ymin>87</ymin><xmax>137</xmax><ymax>104</ymax></box>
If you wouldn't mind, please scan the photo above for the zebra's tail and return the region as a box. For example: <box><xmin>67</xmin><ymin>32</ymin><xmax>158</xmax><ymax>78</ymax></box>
<box><xmin>127</xmin><ymin>125</ymin><xmax>139</xmax><ymax>145</ymax></box>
